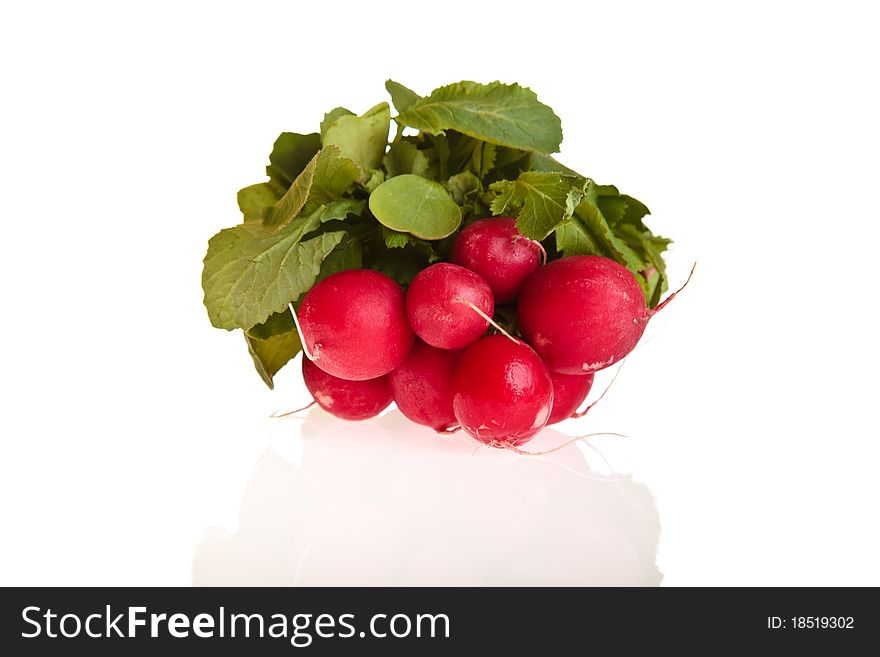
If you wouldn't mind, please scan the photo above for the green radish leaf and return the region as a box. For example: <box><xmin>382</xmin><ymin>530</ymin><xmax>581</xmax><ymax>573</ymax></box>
<box><xmin>365</xmin><ymin>243</ymin><xmax>432</xmax><ymax>287</ymax></box>
<box><xmin>528</xmin><ymin>152</ymin><xmax>581</xmax><ymax>176</ymax></box>
<box><xmin>397</xmin><ymin>81</ymin><xmax>563</xmax><ymax>153</ymax></box>
<box><xmin>316</xmin><ymin>232</ymin><xmax>363</xmax><ymax>281</ymax></box>
<box><xmin>378</xmin><ymin>227</ymin><xmax>437</xmax><ymax>260</ymax></box>
<box><xmin>363</xmin><ymin>169</ymin><xmax>385</xmax><ymax>193</ymax></box>
<box><xmin>489</xmin><ymin>172</ymin><xmax>586</xmax><ymax>240</ymax></box>
<box><xmin>384</xmin><ymin>139</ymin><xmax>432</xmax><ymax>178</ymax></box>
<box><xmin>369</xmin><ymin>174</ymin><xmax>462</xmax><ymax>240</ymax></box>
<box><xmin>385</xmin><ymin>80</ymin><xmax>421</xmax><ymax>113</ymax></box>
<box><xmin>489</xmin><ymin>147</ymin><xmax>531</xmax><ymax>182</ymax></box>
<box><xmin>322</xmin><ymin>102</ymin><xmax>390</xmax><ymax>171</ymax></box>
<box><xmin>266</xmin><ymin>132</ymin><xmax>322</xmax><ymax>193</ymax></box>
<box><xmin>444</xmin><ymin>132</ymin><xmax>480</xmax><ymax>175</ymax></box>
<box><xmin>244</xmin><ymin>309</ymin><xmax>301</xmax><ymax>389</ymax></box>
<box><xmin>320</xmin><ymin>107</ymin><xmax>354</xmax><ymax>138</ymax></box>
<box><xmin>262</xmin><ymin>152</ymin><xmax>319</xmax><ymax>230</ymax></box>
<box><xmin>556</xmin><ymin>199</ymin><xmax>628</xmax><ymax>263</ymax></box>
<box><xmin>382</xmin><ymin>227</ymin><xmax>412</xmax><ymax>249</ymax></box>
<box><xmin>262</xmin><ymin>147</ymin><xmax>362</xmax><ymax>231</ymax></box>
<box><xmin>202</xmin><ymin>207</ymin><xmax>344</xmax><ymax>330</ymax></box>
<box><xmin>320</xmin><ymin>198</ymin><xmax>365</xmax><ymax>223</ymax></box>
<box><xmin>470</xmin><ymin>142</ymin><xmax>496</xmax><ymax>178</ymax></box>
<box><xmin>304</xmin><ymin>146</ymin><xmax>363</xmax><ymax>210</ymax></box>
<box><xmin>445</xmin><ymin>171</ymin><xmax>480</xmax><ymax>204</ymax></box>
<box><xmin>237</xmin><ymin>183</ymin><xmax>280</xmax><ymax>224</ymax></box>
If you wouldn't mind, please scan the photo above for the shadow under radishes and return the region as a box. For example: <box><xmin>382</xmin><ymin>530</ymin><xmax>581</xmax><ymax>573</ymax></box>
<box><xmin>192</xmin><ymin>408</ymin><xmax>662</xmax><ymax>586</ymax></box>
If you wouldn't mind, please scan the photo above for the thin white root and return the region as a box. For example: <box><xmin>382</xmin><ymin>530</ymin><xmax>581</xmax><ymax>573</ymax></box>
<box><xmin>651</xmin><ymin>262</ymin><xmax>696</xmax><ymax>315</ymax></box>
<box><xmin>270</xmin><ymin>400</ymin><xmax>316</xmax><ymax>419</ymax></box>
<box><xmin>492</xmin><ymin>431</ymin><xmax>627</xmax><ymax>456</ymax></box>
<box><xmin>289</xmin><ymin>302</ymin><xmax>317</xmax><ymax>362</ymax></box>
<box><xmin>457</xmin><ymin>298</ymin><xmax>518</xmax><ymax>344</ymax></box>
<box><xmin>534</xmin><ymin>239</ymin><xmax>548</xmax><ymax>265</ymax></box>
<box><xmin>571</xmin><ymin>359</ymin><xmax>626</xmax><ymax>419</ymax></box>
<box><xmin>513</xmin><ymin>234</ymin><xmax>547</xmax><ymax>265</ymax></box>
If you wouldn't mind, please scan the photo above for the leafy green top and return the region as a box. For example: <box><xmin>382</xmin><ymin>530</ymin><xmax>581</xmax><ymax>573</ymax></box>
<box><xmin>202</xmin><ymin>79</ymin><xmax>672</xmax><ymax>388</ymax></box>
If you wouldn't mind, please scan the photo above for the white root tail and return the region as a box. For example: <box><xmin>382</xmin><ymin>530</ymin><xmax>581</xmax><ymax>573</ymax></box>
<box><xmin>270</xmin><ymin>400</ymin><xmax>316</xmax><ymax>419</ymax></box>
<box><xmin>571</xmin><ymin>359</ymin><xmax>626</xmax><ymax>419</ymax></box>
<box><xmin>289</xmin><ymin>302</ymin><xmax>317</xmax><ymax>362</ymax></box>
<box><xmin>457</xmin><ymin>298</ymin><xmax>518</xmax><ymax>344</ymax></box>
<box><xmin>489</xmin><ymin>431</ymin><xmax>627</xmax><ymax>456</ymax></box>
<box><xmin>650</xmin><ymin>262</ymin><xmax>696</xmax><ymax>315</ymax></box>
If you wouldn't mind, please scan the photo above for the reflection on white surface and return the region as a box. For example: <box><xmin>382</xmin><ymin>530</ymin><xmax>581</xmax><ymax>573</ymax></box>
<box><xmin>192</xmin><ymin>409</ymin><xmax>661</xmax><ymax>586</ymax></box>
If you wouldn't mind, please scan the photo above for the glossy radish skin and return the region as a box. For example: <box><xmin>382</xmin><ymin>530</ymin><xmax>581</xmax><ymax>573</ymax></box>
<box><xmin>548</xmin><ymin>371</ymin><xmax>595</xmax><ymax>425</ymax></box>
<box><xmin>451</xmin><ymin>335</ymin><xmax>553</xmax><ymax>447</ymax></box>
<box><xmin>406</xmin><ymin>263</ymin><xmax>494</xmax><ymax>350</ymax></box>
<box><xmin>302</xmin><ymin>357</ymin><xmax>392</xmax><ymax>421</ymax></box>
<box><xmin>298</xmin><ymin>269</ymin><xmax>414</xmax><ymax>380</ymax></box>
<box><xmin>519</xmin><ymin>256</ymin><xmax>647</xmax><ymax>375</ymax></box>
<box><xmin>388</xmin><ymin>340</ymin><xmax>462</xmax><ymax>431</ymax></box>
<box><xmin>449</xmin><ymin>217</ymin><xmax>542</xmax><ymax>303</ymax></box>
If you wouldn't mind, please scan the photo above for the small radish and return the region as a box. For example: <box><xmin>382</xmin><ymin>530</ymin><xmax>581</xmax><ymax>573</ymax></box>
<box><xmin>518</xmin><ymin>255</ymin><xmax>651</xmax><ymax>374</ymax></box>
<box><xmin>449</xmin><ymin>217</ymin><xmax>543</xmax><ymax>303</ymax></box>
<box><xmin>297</xmin><ymin>269</ymin><xmax>414</xmax><ymax>381</ymax></box>
<box><xmin>547</xmin><ymin>371</ymin><xmax>595</xmax><ymax>425</ymax></box>
<box><xmin>406</xmin><ymin>263</ymin><xmax>494</xmax><ymax>350</ymax></box>
<box><xmin>388</xmin><ymin>340</ymin><xmax>462</xmax><ymax>432</ymax></box>
<box><xmin>450</xmin><ymin>335</ymin><xmax>553</xmax><ymax>447</ymax></box>
<box><xmin>302</xmin><ymin>357</ymin><xmax>392</xmax><ymax>421</ymax></box>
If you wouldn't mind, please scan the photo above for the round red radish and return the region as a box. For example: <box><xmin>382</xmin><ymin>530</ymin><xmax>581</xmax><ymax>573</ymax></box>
<box><xmin>518</xmin><ymin>255</ymin><xmax>647</xmax><ymax>375</ymax></box>
<box><xmin>450</xmin><ymin>335</ymin><xmax>553</xmax><ymax>447</ymax></box>
<box><xmin>406</xmin><ymin>263</ymin><xmax>494</xmax><ymax>350</ymax></box>
<box><xmin>449</xmin><ymin>217</ymin><xmax>542</xmax><ymax>303</ymax></box>
<box><xmin>547</xmin><ymin>371</ymin><xmax>594</xmax><ymax>425</ymax></box>
<box><xmin>388</xmin><ymin>340</ymin><xmax>461</xmax><ymax>432</ymax></box>
<box><xmin>298</xmin><ymin>269</ymin><xmax>414</xmax><ymax>381</ymax></box>
<box><xmin>302</xmin><ymin>357</ymin><xmax>392</xmax><ymax>421</ymax></box>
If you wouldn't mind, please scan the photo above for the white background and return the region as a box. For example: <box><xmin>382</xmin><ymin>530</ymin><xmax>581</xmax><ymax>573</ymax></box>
<box><xmin>1</xmin><ymin>0</ymin><xmax>878</xmax><ymax>586</ymax></box>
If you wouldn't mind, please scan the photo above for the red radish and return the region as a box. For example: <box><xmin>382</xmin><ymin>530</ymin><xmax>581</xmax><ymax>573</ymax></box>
<box><xmin>518</xmin><ymin>255</ymin><xmax>649</xmax><ymax>375</ymax></box>
<box><xmin>302</xmin><ymin>357</ymin><xmax>392</xmax><ymax>421</ymax></box>
<box><xmin>450</xmin><ymin>335</ymin><xmax>553</xmax><ymax>447</ymax></box>
<box><xmin>388</xmin><ymin>340</ymin><xmax>462</xmax><ymax>432</ymax></box>
<box><xmin>297</xmin><ymin>269</ymin><xmax>414</xmax><ymax>380</ymax></box>
<box><xmin>547</xmin><ymin>371</ymin><xmax>595</xmax><ymax>425</ymax></box>
<box><xmin>406</xmin><ymin>263</ymin><xmax>494</xmax><ymax>350</ymax></box>
<box><xmin>449</xmin><ymin>217</ymin><xmax>543</xmax><ymax>303</ymax></box>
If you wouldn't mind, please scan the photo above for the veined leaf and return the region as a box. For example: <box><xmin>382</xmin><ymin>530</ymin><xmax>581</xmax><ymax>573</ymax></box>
<box><xmin>266</xmin><ymin>132</ymin><xmax>322</xmax><ymax>193</ymax></box>
<box><xmin>244</xmin><ymin>310</ymin><xmax>301</xmax><ymax>389</ymax></box>
<box><xmin>202</xmin><ymin>208</ymin><xmax>344</xmax><ymax>330</ymax></box>
<box><xmin>262</xmin><ymin>146</ymin><xmax>362</xmax><ymax>231</ymax></box>
<box><xmin>320</xmin><ymin>198</ymin><xmax>365</xmax><ymax>223</ymax></box>
<box><xmin>382</xmin><ymin>227</ymin><xmax>412</xmax><ymax>249</ymax></box>
<box><xmin>397</xmin><ymin>81</ymin><xmax>562</xmax><ymax>153</ymax></box>
<box><xmin>445</xmin><ymin>171</ymin><xmax>480</xmax><ymax>204</ymax></box>
<box><xmin>316</xmin><ymin>233</ymin><xmax>363</xmax><ymax>282</ymax></box>
<box><xmin>262</xmin><ymin>152</ymin><xmax>319</xmax><ymax>230</ymax></box>
<box><xmin>320</xmin><ymin>107</ymin><xmax>354</xmax><ymax>138</ymax></box>
<box><xmin>322</xmin><ymin>102</ymin><xmax>390</xmax><ymax>171</ymax></box>
<box><xmin>556</xmin><ymin>196</ymin><xmax>628</xmax><ymax>263</ymax></box>
<box><xmin>489</xmin><ymin>172</ymin><xmax>586</xmax><ymax>240</ymax></box>
<box><xmin>528</xmin><ymin>152</ymin><xmax>580</xmax><ymax>176</ymax></box>
<box><xmin>384</xmin><ymin>139</ymin><xmax>432</xmax><ymax>178</ymax></box>
<box><xmin>237</xmin><ymin>183</ymin><xmax>280</xmax><ymax>224</ymax></box>
<box><xmin>385</xmin><ymin>80</ymin><xmax>421</xmax><ymax>113</ymax></box>
<box><xmin>304</xmin><ymin>146</ymin><xmax>363</xmax><ymax>210</ymax></box>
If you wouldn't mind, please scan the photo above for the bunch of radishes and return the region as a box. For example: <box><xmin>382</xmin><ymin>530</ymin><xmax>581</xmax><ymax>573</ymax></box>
<box><xmin>201</xmin><ymin>80</ymin><xmax>679</xmax><ymax>444</ymax></box>
<box><xmin>295</xmin><ymin>217</ymin><xmax>673</xmax><ymax>448</ymax></box>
